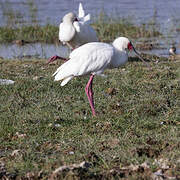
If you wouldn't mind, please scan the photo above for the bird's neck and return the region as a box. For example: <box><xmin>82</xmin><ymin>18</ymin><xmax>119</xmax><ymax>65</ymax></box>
<box><xmin>112</xmin><ymin>40</ymin><xmax>126</xmax><ymax>52</ymax></box>
<box><xmin>110</xmin><ymin>49</ymin><xmax>128</xmax><ymax>68</ymax></box>
<box><xmin>63</xmin><ymin>20</ymin><xmax>73</xmax><ymax>24</ymax></box>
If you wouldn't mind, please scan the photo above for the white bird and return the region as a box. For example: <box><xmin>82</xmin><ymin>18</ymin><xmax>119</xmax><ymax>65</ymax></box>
<box><xmin>53</xmin><ymin>37</ymin><xmax>148</xmax><ymax>116</ymax></box>
<box><xmin>47</xmin><ymin>3</ymin><xmax>98</xmax><ymax>64</ymax></box>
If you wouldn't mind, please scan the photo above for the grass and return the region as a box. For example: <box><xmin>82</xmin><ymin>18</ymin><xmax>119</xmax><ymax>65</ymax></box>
<box><xmin>0</xmin><ymin>54</ymin><xmax>179</xmax><ymax>179</ymax></box>
<box><xmin>0</xmin><ymin>15</ymin><xmax>161</xmax><ymax>44</ymax></box>
<box><xmin>0</xmin><ymin>24</ymin><xmax>58</xmax><ymax>44</ymax></box>
<box><xmin>93</xmin><ymin>13</ymin><xmax>161</xmax><ymax>42</ymax></box>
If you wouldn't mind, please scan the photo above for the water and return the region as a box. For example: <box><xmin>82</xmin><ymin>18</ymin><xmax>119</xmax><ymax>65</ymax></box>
<box><xmin>0</xmin><ymin>43</ymin><xmax>69</xmax><ymax>59</ymax></box>
<box><xmin>0</xmin><ymin>0</ymin><xmax>180</xmax><ymax>59</ymax></box>
<box><xmin>0</xmin><ymin>40</ymin><xmax>176</xmax><ymax>60</ymax></box>
<box><xmin>0</xmin><ymin>0</ymin><xmax>180</xmax><ymax>27</ymax></box>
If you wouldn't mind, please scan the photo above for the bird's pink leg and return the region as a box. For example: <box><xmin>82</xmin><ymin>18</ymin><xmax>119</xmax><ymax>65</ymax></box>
<box><xmin>46</xmin><ymin>55</ymin><xmax>68</xmax><ymax>65</ymax></box>
<box><xmin>85</xmin><ymin>74</ymin><xmax>96</xmax><ymax>116</ymax></box>
<box><xmin>89</xmin><ymin>77</ymin><xmax>94</xmax><ymax>107</ymax></box>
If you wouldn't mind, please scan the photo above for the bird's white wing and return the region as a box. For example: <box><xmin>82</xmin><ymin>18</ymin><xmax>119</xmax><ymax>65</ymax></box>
<box><xmin>78</xmin><ymin>3</ymin><xmax>85</xmax><ymax>19</ymax></box>
<box><xmin>53</xmin><ymin>42</ymin><xmax>114</xmax><ymax>86</ymax></box>
<box><xmin>73</xmin><ymin>22</ymin><xmax>98</xmax><ymax>44</ymax></box>
<box><xmin>59</xmin><ymin>22</ymin><xmax>76</xmax><ymax>42</ymax></box>
<box><xmin>78</xmin><ymin>3</ymin><xmax>91</xmax><ymax>24</ymax></box>
<box><xmin>72</xmin><ymin>43</ymin><xmax>113</xmax><ymax>76</ymax></box>
<box><xmin>83</xmin><ymin>14</ymin><xmax>91</xmax><ymax>23</ymax></box>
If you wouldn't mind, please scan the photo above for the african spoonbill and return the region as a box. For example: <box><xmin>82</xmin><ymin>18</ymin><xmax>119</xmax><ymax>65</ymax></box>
<box><xmin>53</xmin><ymin>37</ymin><xmax>147</xmax><ymax>116</ymax></box>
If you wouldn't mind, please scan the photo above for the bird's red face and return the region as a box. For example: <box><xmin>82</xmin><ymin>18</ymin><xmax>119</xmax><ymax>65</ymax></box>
<box><xmin>128</xmin><ymin>42</ymin><xmax>133</xmax><ymax>51</ymax></box>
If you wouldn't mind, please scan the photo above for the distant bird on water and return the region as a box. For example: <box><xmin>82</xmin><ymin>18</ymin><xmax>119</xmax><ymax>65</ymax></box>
<box><xmin>13</xmin><ymin>39</ymin><xmax>29</xmax><ymax>46</ymax></box>
<box><xmin>47</xmin><ymin>3</ymin><xmax>98</xmax><ymax>64</ymax></box>
<box><xmin>53</xmin><ymin>37</ymin><xmax>148</xmax><ymax>116</ymax></box>
<box><xmin>169</xmin><ymin>46</ymin><xmax>176</xmax><ymax>55</ymax></box>
<box><xmin>169</xmin><ymin>46</ymin><xmax>180</xmax><ymax>59</ymax></box>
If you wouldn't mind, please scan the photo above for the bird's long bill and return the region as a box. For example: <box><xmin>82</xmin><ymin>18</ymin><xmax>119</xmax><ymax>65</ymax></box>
<box><xmin>132</xmin><ymin>46</ymin><xmax>151</xmax><ymax>69</ymax></box>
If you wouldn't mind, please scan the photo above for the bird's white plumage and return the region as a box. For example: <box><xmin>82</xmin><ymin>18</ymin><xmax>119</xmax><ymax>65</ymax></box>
<box><xmin>53</xmin><ymin>37</ymin><xmax>130</xmax><ymax>86</ymax></box>
<box><xmin>169</xmin><ymin>46</ymin><xmax>176</xmax><ymax>55</ymax></box>
<box><xmin>59</xmin><ymin>13</ymin><xmax>76</xmax><ymax>43</ymax></box>
<box><xmin>78</xmin><ymin>3</ymin><xmax>85</xmax><ymax>18</ymax></box>
<box><xmin>59</xmin><ymin>3</ymin><xmax>98</xmax><ymax>49</ymax></box>
<box><xmin>78</xmin><ymin>3</ymin><xmax>91</xmax><ymax>23</ymax></box>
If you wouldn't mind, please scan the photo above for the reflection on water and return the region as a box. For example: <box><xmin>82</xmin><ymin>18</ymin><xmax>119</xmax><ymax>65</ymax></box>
<box><xmin>0</xmin><ymin>40</ymin><xmax>178</xmax><ymax>60</ymax></box>
<box><xmin>0</xmin><ymin>43</ymin><xmax>69</xmax><ymax>59</ymax></box>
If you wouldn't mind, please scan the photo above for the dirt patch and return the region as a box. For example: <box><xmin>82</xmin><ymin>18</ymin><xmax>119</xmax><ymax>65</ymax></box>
<box><xmin>136</xmin><ymin>147</ymin><xmax>161</xmax><ymax>158</ymax></box>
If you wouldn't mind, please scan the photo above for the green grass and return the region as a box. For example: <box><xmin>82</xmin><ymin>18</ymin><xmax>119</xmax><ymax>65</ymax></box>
<box><xmin>0</xmin><ymin>55</ymin><xmax>179</xmax><ymax>179</ymax></box>
<box><xmin>0</xmin><ymin>16</ymin><xmax>161</xmax><ymax>44</ymax></box>
<box><xmin>0</xmin><ymin>24</ymin><xmax>58</xmax><ymax>44</ymax></box>
<box><xmin>93</xmin><ymin>15</ymin><xmax>161</xmax><ymax>42</ymax></box>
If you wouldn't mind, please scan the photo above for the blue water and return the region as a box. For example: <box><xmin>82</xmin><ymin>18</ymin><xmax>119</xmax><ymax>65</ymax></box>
<box><xmin>0</xmin><ymin>0</ymin><xmax>180</xmax><ymax>27</ymax></box>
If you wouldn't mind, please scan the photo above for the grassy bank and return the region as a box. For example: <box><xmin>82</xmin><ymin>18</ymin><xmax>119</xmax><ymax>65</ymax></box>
<box><xmin>0</xmin><ymin>55</ymin><xmax>179</xmax><ymax>179</ymax></box>
<box><xmin>0</xmin><ymin>24</ymin><xmax>58</xmax><ymax>44</ymax></box>
<box><xmin>93</xmin><ymin>14</ymin><xmax>161</xmax><ymax>42</ymax></box>
<box><xmin>0</xmin><ymin>17</ymin><xmax>161</xmax><ymax>44</ymax></box>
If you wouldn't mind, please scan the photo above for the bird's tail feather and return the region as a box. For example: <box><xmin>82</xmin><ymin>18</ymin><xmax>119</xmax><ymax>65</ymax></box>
<box><xmin>53</xmin><ymin>60</ymin><xmax>75</xmax><ymax>86</ymax></box>
<box><xmin>60</xmin><ymin>76</ymin><xmax>73</xmax><ymax>86</ymax></box>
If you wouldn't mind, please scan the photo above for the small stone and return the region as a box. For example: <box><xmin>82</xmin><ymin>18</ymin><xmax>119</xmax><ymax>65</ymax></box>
<box><xmin>54</xmin><ymin>123</ymin><xmax>61</xmax><ymax>127</ymax></box>
<box><xmin>0</xmin><ymin>79</ymin><xmax>15</xmax><ymax>85</ymax></box>
<box><xmin>15</xmin><ymin>132</ymin><xmax>26</xmax><ymax>138</ymax></box>
<box><xmin>33</xmin><ymin>76</ymin><xmax>43</xmax><ymax>80</ymax></box>
<box><xmin>11</xmin><ymin>150</ymin><xmax>20</xmax><ymax>156</ymax></box>
<box><xmin>69</xmin><ymin>151</ymin><xmax>74</xmax><ymax>155</ymax></box>
<box><xmin>48</xmin><ymin>123</ymin><xmax>53</xmax><ymax>127</ymax></box>
<box><xmin>106</xmin><ymin>88</ymin><xmax>116</xmax><ymax>95</ymax></box>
